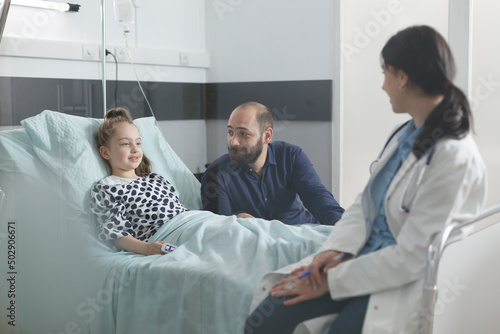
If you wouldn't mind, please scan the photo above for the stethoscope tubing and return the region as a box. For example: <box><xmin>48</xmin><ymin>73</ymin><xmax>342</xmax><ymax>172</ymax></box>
<box><xmin>399</xmin><ymin>144</ymin><xmax>436</xmax><ymax>213</ymax></box>
<box><xmin>371</xmin><ymin>120</ymin><xmax>436</xmax><ymax>214</ymax></box>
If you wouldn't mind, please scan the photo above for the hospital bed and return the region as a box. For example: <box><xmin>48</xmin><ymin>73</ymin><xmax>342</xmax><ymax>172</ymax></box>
<box><xmin>0</xmin><ymin>110</ymin><xmax>333</xmax><ymax>334</ymax></box>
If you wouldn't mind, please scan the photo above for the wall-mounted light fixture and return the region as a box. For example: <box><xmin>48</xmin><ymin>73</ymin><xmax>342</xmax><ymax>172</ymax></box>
<box><xmin>0</xmin><ymin>0</ymin><xmax>80</xmax><ymax>43</ymax></box>
<box><xmin>11</xmin><ymin>0</ymin><xmax>80</xmax><ymax>12</ymax></box>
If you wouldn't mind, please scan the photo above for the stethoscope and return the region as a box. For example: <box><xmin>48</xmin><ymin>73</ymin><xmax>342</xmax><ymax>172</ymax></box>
<box><xmin>370</xmin><ymin>121</ymin><xmax>436</xmax><ymax>214</ymax></box>
<box><xmin>398</xmin><ymin>144</ymin><xmax>436</xmax><ymax>213</ymax></box>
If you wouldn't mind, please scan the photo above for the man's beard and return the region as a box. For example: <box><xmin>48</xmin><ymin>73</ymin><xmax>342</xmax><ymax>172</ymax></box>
<box><xmin>228</xmin><ymin>140</ymin><xmax>264</xmax><ymax>165</ymax></box>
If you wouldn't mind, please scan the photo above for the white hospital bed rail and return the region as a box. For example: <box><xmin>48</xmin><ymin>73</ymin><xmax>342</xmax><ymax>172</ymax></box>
<box><xmin>0</xmin><ymin>185</ymin><xmax>4</xmax><ymax>213</ymax></box>
<box><xmin>421</xmin><ymin>202</ymin><xmax>500</xmax><ymax>334</ymax></box>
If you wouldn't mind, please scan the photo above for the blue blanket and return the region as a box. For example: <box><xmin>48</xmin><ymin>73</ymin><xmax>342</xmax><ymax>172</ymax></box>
<box><xmin>91</xmin><ymin>210</ymin><xmax>333</xmax><ymax>334</ymax></box>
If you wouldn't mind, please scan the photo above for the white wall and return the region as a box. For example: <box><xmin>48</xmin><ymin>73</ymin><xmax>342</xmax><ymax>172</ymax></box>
<box><xmin>205</xmin><ymin>0</ymin><xmax>334</xmax><ymax>82</ymax></box>
<box><xmin>0</xmin><ymin>0</ymin><xmax>207</xmax><ymax>80</ymax></box>
<box><xmin>470</xmin><ymin>0</ymin><xmax>500</xmax><ymax>207</ymax></box>
<box><xmin>340</xmin><ymin>0</ymin><xmax>449</xmax><ymax>207</ymax></box>
<box><xmin>205</xmin><ymin>0</ymin><xmax>337</xmax><ymax>193</ymax></box>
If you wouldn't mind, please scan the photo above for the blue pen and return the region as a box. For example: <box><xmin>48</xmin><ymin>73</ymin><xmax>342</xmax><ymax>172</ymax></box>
<box><xmin>298</xmin><ymin>269</ymin><xmax>312</xmax><ymax>279</ymax></box>
<box><xmin>298</xmin><ymin>252</ymin><xmax>346</xmax><ymax>279</ymax></box>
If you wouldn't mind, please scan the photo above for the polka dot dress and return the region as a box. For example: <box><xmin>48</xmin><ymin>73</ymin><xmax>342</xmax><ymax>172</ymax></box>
<box><xmin>90</xmin><ymin>173</ymin><xmax>187</xmax><ymax>246</ymax></box>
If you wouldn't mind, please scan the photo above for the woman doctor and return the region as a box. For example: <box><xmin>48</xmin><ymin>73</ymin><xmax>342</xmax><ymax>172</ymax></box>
<box><xmin>245</xmin><ymin>25</ymin><xmax>487</xmax><ymax>334</ymax></box>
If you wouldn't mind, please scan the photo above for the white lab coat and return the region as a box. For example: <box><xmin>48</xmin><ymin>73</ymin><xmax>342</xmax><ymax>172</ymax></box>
<box><xmin>249</xmin><ymin>130</ymin><xmax>487</xmax><ymax>334</ymax></box>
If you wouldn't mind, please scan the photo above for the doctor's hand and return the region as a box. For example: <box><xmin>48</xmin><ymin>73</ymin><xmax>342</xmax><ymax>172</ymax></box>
<box><xmin>290</xmin><ymin>250</ymin><xmax>343</xmax><ymax>291</ymax></box>
<box><xmin>269</xmin><ymin>272</ymin><xmax>330</xmax><ymax>306</ymax></box>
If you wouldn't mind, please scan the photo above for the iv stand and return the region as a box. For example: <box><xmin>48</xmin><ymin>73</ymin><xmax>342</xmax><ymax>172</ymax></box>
<box><xmin>0</xmin><ymin>0</ymin><xmax>11</xmax><ymax>44</ymax></box>
<box><xmin>101</xmin><ymin>0</ymin><xmax>107</xmax><ymax>116</ymax></box>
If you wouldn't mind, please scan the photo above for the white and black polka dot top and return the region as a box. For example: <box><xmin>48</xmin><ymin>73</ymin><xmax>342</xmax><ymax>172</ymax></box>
<box><xmin>90</xmin><ymin>173</ymin><xmax>187</xmax><ymax>244</ymax></box>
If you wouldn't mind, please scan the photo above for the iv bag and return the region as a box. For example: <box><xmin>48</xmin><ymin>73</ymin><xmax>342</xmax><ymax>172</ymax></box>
<box><xmin>113</xmin><ymin>0</ymin><xmax>134</xmax><ymax>33</ymax></box>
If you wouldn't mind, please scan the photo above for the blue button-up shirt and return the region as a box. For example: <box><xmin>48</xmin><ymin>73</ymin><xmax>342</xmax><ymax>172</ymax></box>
<box><xmin>201</xmin><ymin>141</ymin><xmax>344</xmax><ymax>225</ymax></box>
<box><xmin>359</xmin><ymin>121</ymin><xmax>423</xmax><ymax>255</ymax></box>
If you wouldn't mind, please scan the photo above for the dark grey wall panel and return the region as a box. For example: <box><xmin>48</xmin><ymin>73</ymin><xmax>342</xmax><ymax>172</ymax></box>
<box><xmin>205</xmin><ymin>80</ymin><xmax>332</xmax><ymax>121</ymax></box>
<box><xmin>145</xmin><ymin>82</ymin><xmax>205</xmax><ymax>120</ymax></box>
<box><xmin>0</xmin><ymin>77</ymin><xmax>332</xmax><ymax>125</ymax></box>
<box><xmin>0</xmin><ymin>78</ymin><xmax>205</xmax><ymax>124</ymax></box>
<box><xmin>0</xmin><ymin>77</ymin><xmax>104</xmax><ymax>125</ymax></box>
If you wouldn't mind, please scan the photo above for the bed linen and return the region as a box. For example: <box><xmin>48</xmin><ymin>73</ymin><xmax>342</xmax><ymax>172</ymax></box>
<box><xmin>91</xmin><ymin>211</ymin><xmax>331</xmax><ymax>333</ymax></box>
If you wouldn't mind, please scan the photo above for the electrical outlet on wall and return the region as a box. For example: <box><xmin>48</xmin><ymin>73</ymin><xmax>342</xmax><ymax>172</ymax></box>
<box><xmin>114</xmin><ymin>47</ymin><xmax>129</xmax><ymax>62</ymax></box>
<box><xmin>82</xmin><ymin>45</ymin><xmax>99</xmax><ymax>60</ymax></box>
<box><xmin>179</xmin><ymin>53</ymin><xmax>190</xmax><ymax>66</ymax></box>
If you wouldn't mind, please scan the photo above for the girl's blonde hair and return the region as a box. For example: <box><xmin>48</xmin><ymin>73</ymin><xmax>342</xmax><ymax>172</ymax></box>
<box><xmin>97</xmin><ymin>107</ymin><xmax>151</xmax><ymax>177</ymax></box>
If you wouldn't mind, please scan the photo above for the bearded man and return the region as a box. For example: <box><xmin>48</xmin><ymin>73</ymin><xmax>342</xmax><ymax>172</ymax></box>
<box><xmin>200</xmin><ymin>101</ymin><xmax>344</xmax><ymax>225</ymax></box>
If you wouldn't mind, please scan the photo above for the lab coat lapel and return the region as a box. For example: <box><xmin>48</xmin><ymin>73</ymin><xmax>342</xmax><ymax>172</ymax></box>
<box><xmin>385</xmin><ymin>153</ymin><xmax>418</xmax><ymax>200</ymax></box>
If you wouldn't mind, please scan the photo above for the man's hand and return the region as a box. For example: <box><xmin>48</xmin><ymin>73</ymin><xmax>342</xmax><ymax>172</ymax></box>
<box><xmin>236</xmin><ymin>212</ymin><xmax>255</xmax><ymax>219</ymax></box>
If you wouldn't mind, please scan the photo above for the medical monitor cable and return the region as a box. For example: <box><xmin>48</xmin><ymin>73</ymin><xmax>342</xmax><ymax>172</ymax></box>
<box><xmin>105</xmin><ymin>49</ymin><xmax>118</xmax><ymax>107</ymax></box>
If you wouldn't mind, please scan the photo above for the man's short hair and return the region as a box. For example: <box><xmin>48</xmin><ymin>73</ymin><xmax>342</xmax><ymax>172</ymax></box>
<box><xmin>237</xmin><ymin>101</ymin><xmax>274</xmax><ymax>135</ymax></box>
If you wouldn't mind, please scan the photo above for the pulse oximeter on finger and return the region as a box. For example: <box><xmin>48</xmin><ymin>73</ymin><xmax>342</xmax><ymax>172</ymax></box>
<box><xmin>161</xmin><ymin>242</ymin><xmax>177</xmax><ymax>253</ymax></box>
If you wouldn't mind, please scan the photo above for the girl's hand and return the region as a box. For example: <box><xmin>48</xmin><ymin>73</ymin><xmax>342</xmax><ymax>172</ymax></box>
<box><xmin>113</xmin><ymin>236</ymin><xmax>169</xmax><ymax>256</ymax></box>
<box><xmin>268</xmin><ymin>272</ymin><xmax>330</xmax><ymax>306</ymax></box>
<box><xmin>144</xmin><ymin>241</ymin><xmax>166</xmax><ymax>256</ymax></box>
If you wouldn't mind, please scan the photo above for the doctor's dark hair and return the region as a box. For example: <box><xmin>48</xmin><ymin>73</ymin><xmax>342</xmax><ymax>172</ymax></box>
<box><xmin>381</xmin><ymin>25</ymin><xmax>472</xmax><ymax>159</ymax></box>
<box><xmin>97</xmin><ymin>107</ymin><xmax>151</xmax><ymax>176</ymax></box>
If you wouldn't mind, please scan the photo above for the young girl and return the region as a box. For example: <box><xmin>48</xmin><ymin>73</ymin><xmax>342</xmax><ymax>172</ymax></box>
<box><xmin>90</xmin><ymin>107</ymin><xmax>187</xmax><ymax>255</ymax></box>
